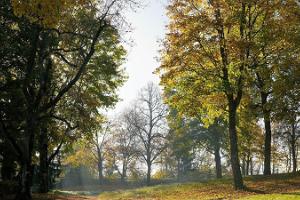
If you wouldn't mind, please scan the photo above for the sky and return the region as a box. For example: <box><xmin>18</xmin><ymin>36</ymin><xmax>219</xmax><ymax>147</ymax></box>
<box><xmin>107</xmin><ymin>0</ymin><xmax>168</xmax><ymax>115</ymax></box>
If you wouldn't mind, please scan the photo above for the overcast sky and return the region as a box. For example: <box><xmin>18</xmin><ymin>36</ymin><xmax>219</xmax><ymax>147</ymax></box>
<box><xmin>107</xmin><ymin>0</ymin><xmax>168</xmax><ymax>115</ymax></box>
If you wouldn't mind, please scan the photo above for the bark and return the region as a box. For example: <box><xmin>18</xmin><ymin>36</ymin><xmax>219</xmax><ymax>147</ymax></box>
<box><xmin>261</xmin><ymin>92</ymin><xmax>272</xmax><ymax>175</ymax></box>
<box><xmin>228</xmin><ymin>103</ymin><xmax>244</xmax><ymax>189</ymax></box>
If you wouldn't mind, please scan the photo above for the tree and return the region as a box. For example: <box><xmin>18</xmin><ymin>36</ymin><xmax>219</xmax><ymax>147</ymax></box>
<box><xmin>157</xmin><ymin>0</ymin><xmax>300</xmax><ymax>189</ymax></box>
<box><xmin>167</xmin><ymin>109</ymin><xmax>225</xmax><ymax>179</ymax></box>
<box><xmin>0</xmin><ymin>0</ymin><xmax>132</xmax><ymax>198</ymax></box>
<box><xmin>273</xmin><ymin>56</ymin><xmax>300</xmax><ymax>173</ymax></box>
<box><xmin>109</xmin><ymin>113</ymin><xmax>139</xmax><ymax>183</ymax></box>
<box><xmin>90</xmin><ymin>120</ymin><xmax>111</xmax><ymax>184</ymax></box>
<box><xmin>126</xmin><ymin>83</ymin><xmax>168</xmax><ymax>185</ymax></box>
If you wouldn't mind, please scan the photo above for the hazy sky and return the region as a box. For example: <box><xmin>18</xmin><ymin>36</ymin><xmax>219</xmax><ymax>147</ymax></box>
<box><xmin>107</xmin><ymin>0</ymin><xmax>168</xmax><ymax>115</ymax></box>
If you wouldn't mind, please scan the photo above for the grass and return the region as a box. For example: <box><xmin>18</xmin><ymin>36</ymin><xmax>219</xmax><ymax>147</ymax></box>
<box><xmin>241</xmin><ymin>192</ymin><xmax>300</xmax><ymax>200</ymax></box>
<box><xmin>98</xmin><ymin>173</ymin><xmax>300</xmax><ymax>200</ymax></box>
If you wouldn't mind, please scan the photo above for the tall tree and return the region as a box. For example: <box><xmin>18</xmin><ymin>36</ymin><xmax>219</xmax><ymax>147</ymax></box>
<box><xmin>0</xmin><ymin>0</ymin><xmax>132</xmax><ymax>198</ymax></box>
<box><xmin>126</xmin><ymin>83</ymin><xmax>168</xmax><ymax>185</ymax></box>
<box><xmin>110</xmin><ymin>113</ymin><xmax>139</xmax><ymax>183</ymax></box>
<box><xmin>157</xmin><ymin>0</ymin><xmax>300</xmax><ymax>189</ymax></box>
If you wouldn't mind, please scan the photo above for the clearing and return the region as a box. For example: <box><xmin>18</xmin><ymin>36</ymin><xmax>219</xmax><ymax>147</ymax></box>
<box><xmin>97</xmin><ymin>173</ymin><xmax>300</xmax><ymax>200</ymax></box>
<box><xmin>30</xmin><ymin>173</ymin><xmax>300</xmax><ymax>200</ymax></box>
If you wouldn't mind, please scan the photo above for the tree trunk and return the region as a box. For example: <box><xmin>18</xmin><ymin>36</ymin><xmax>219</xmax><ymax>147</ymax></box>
<box><xmin>15</xmin><ymin>162</ymin><xmax>32</xmax><ymax>200</ymax></box>
<box><xmin>177</xmin><ymin>158</ymin><xmax>181</xmax><ymax>180</ymax></box>
<box><xmin>16</xmin><ymin>117</ymin><xmax>36</xmax><ymax>200</ymax></box>
<box><xmin>261</xmin><ymin>92</ymin><xmax>272</xmax><ymax>175</ymax></box>
<box><xmin>1</xmin><ymin>140</ymin><xmax>16</xmax><ymax>181</ymax></box>
<box><xmin>146</xmin><ymin>161</ymin><xmax>151</xmax><ymax>186</ymax></box>
<box><xmin>214</xmin><ymin>142</ymin><xmax>222</xmax><ymax>179</ymax></box>
<box><xmin>250</xmin><ymin>157</ymin><xmax>253</xmax><ymax>175</ymax></box>
<box><xmin>242</xmin><ymin>157</ymin><xmax>246</xmax><ymax>176</ymax></box>
<box><xmin>39</xmin><ymin>127</ymin><xmax>49</xmax><ymax>193</ymax></box>
<box><xmin>121</xmin><ymin>160</ymin><xmax>127</xmax><ymax>183</ymax></box>
<box><xmin>291</xmin><ymin>123</ymin><xmax>297</xmax><ymax>173</ymax></box>
<box><xmin>228</xmin><ymin>103</ymin><xmax>244</xmax><ymax>189</ymax></box>
<box><xmin>97</xmin><ymin>156</ymin><xmax>104</xmax><ymax>184</ymax></box>
<box><xmin>246</xmin><ymin>153</ymin><xmax>250</xmax><ymax>176</ymax></box>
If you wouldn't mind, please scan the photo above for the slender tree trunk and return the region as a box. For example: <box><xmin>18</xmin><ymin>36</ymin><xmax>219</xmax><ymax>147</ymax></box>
<box><xmin>39</xmin><ymin>126</ymin><xmax>49</xmax><ymax>193</ymax></box>
<box><xmin>228</xmin><ymin>103</ymin><xmax>244</xmax><ymax>189</ymax></box>
<box><xmin>97</xmin><ymin>149</ymin><xmax>104</xmax><ymax>184</ymax></box>
<box><xmin>121</xmin><ymin>161</ymin><xmax>127</xmax><ymax>183</ymax></box>
<box><xmin>214</xmin><ymin>142</ymin><xmax>222</xmax><ymax>179</ymax></box>
<box><xmin>291</xmin><ymin>124</ymin><xmax>297</xmax><ymax>173</ymax></box>
<box><xmin>242</xmin><ymin>157</ymin><xmax>246</xmax><ymax>176</ymax></box>
<box><xmin>146</xmin><ymin>161</ymin><xmax>151</xmax><ymax>186</ymax></box>
<box><xmin>261</xmin><ymin>92</ymin><xmax>272</xmax><ymax>175</ymax></box>
<box><xmin>250</xmin><ymin>157</ymin><xmax>253</xmax><ymax>175</ymax></box>
<box><xmin>177</xmin><ymin>158</ymin><xmax>181</xmax><ymax>180</ymax></box>
<box><xmin>246</xmin><ymin>152</ymin><xmax>250</xmax><ymax>176</ymax></box>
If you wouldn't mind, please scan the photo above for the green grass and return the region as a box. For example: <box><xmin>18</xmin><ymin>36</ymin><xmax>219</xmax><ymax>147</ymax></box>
<box><xmin>98</xmin><ymin>173</ymin><xmax>300</xmax><ymax>200</ymax></box>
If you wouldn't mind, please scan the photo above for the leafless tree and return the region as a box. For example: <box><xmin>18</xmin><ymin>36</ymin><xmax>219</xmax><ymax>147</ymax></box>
<box><xmin>109</xmin><ymin>113</ymin><xmax>139</xmax><ymax>182</ymax></box>
<box><xmin>126</xmin><ymin>83</ymin><xmax>168</xmax><ymax>185</ymax></box>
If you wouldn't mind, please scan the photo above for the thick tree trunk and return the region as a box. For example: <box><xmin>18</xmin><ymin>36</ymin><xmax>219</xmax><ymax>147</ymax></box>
<box><xmin>214</xmin><ymin>141</ymin><xmax>222</xmax><ymax>179</ymax></box>
<box><xmin>16</xmin><ymin>117</ymin><xmax>36</xmax><ymax>200</ymax></box>
<box><xmin>261</xmin><ymin>92</ymin><xmax>272</xmax><ymax>175</ymax></box>
<box><xmin>15</xmin><ymin>162</ymin><xmax>32</xmax><ymax>200</ymax></box>
<box><xmin>228</xmin><ymin>104</ymin><xmax>244</xmax><ymax>189</ymax></box>
<box><xmin>146</xmin><ymin>161</ymin><xmax>151</xmax><ymax>186</ymax></box>
<box><xmin>39</xmin><ymin>127</ymin><xmax>49</xmax><ymax>193</ymax></box>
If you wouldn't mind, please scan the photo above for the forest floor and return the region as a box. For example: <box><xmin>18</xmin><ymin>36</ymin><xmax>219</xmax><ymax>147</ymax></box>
<box><xmin>35</xmin><ymin>173</ymin><xmax>300</xmax><ymax>200</ymax></box>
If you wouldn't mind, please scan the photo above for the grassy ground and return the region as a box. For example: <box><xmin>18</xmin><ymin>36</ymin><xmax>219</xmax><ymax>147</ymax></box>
<box><xmin>97</xmin><ymin>173</ymin><xmax>300</xmax><ymax>200</ymax></box>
